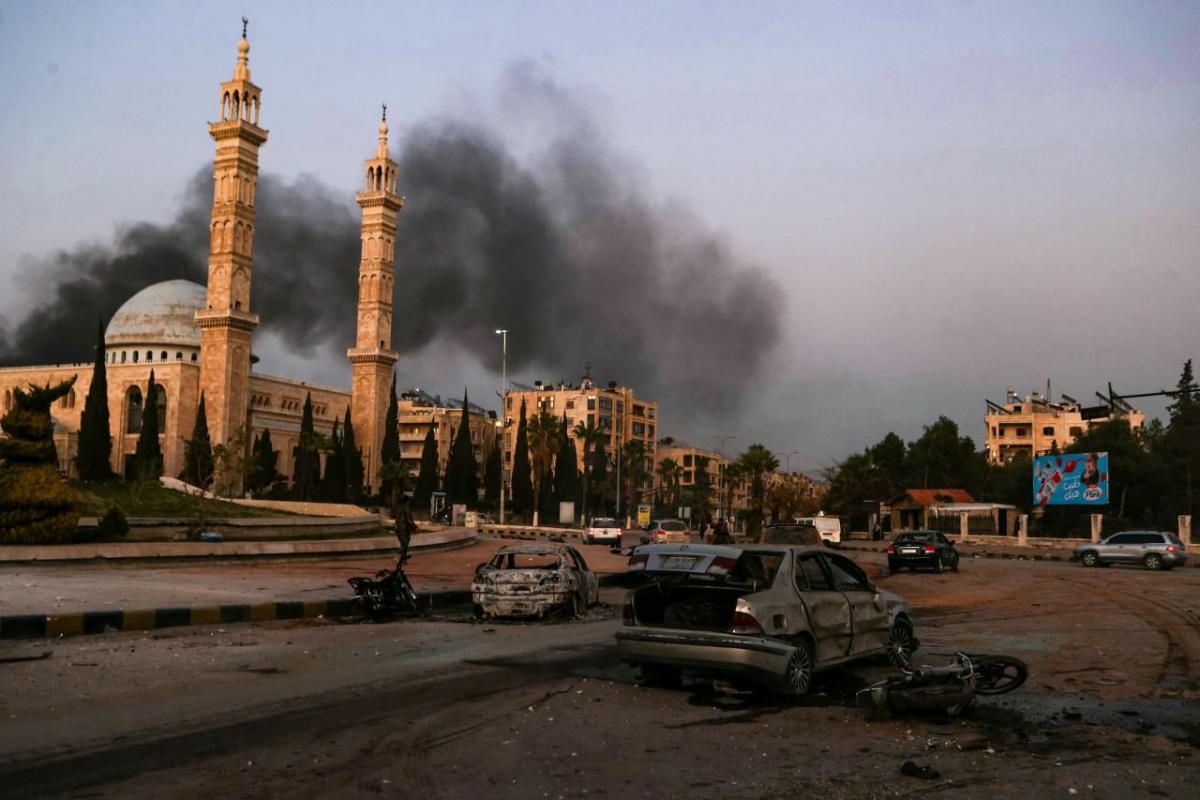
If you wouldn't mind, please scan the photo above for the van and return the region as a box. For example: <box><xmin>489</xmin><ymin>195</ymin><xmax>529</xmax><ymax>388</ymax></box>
<box><xmin>794</xmin><ymin>516</ymin><xmax>841</xmax><ymax>544</ymax></box>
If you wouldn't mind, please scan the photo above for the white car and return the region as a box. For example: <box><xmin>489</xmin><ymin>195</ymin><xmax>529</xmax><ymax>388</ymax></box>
<box><xmin>585</xmin><ymin>517</ymin><xmax>623</xmax><ymax>545</ymax></box>
<box><xmin>794</xmin><ymin>515</ymin><xmax>842</xmax><ymax>544</ymax></box>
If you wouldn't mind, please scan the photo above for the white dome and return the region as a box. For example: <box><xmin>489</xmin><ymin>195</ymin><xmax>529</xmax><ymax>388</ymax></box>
<box><xmin>105</xmin><ymin>280</ymin><xmax>206</xmax><ymax>348</ymax></box>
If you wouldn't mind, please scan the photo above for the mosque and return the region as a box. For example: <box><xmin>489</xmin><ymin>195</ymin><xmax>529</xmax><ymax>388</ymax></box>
<box><xmin>0</xmin><ymin>27</ymin><xmax>410</xmax><ymax>493</ymax></box>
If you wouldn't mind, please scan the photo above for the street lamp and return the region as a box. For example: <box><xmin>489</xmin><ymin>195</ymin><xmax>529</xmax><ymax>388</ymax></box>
<box><xmin>783</xmin><ymin>450</ymin><xmax>800</xmax><ymax>474</ymax></box>
<box><xmin>495</xmin><ymin>329</ymin><xmax>508</xmax><ymax>524</ymax></box>
<box><xmin>710</xmin><ymin>434</ymin><xmax>736</xmax><ymax>522</ymax></box>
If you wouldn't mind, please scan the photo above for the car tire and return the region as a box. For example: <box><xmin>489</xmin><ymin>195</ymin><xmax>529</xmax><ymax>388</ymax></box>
<box><xmin>887</xmin><ymin>619</ymin><xmax>917</xmax><ymax>667</ymax></box>
<box><xmin>1144</xmin><ymin>553</ymin><xmax>1164</xmax><ymax>571</ymax></box>
<box><xmin>934</xmin><ymin>556</ymin><xmax>944</xmax><ymax>574</ymax></box>
<box><xmin>1080</xmin><ymin>551</ymin><xmax>1101</xmax><ymax>568</ymax></box>
<box><xmin>779</xmin><ymin>638</ymin><xmax>815</xmax><ymax>697</ymax></box>
<box><xmin>888</xmin><ymin>560</ymin><xmax>898</xmax><ymax>574</ymax></box>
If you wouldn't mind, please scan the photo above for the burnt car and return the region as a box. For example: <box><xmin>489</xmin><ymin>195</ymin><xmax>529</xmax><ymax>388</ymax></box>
<box><xmin>887</xmin><ymin>530</ymin><xmax>960</xmax><ymax>573</ymax></box>
<box><xmin>616</xmin><ymin>544</ymin><xmax>917</xmax><ymax>695</ymax></box>
<box><xmin>472</xmin><ymin>543</ymin><xmax>600</xmax><ymax>619</ymax></box>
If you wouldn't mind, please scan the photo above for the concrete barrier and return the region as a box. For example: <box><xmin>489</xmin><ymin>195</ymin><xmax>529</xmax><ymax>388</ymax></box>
<box><xmin>480</xmin><ymin>524</ymin><xmax>584</xmax><ymax>544</ymax></box>
<box><xmin>76</xmin><ymin>513</ymin><xmax>384</xmax><ymax>541</ymax></box>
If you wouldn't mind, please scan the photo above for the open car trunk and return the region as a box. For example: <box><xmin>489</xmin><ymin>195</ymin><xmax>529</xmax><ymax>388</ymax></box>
<box><xmin>628</xmin><ymin>545</ymin><xmax>783</xmax><ymax>632</ymax></box>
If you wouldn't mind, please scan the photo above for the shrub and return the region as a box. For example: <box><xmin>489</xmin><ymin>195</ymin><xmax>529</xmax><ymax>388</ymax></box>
<box><xmin>98</xmin><ymin>506</ymin><xmax>129</xmax><ymax>539</ymax></box>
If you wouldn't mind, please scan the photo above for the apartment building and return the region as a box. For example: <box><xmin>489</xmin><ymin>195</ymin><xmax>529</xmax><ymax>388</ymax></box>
<box><xmin>984</xmin><ymin>387</ymin><xmax>1145</xmax><ymax>464</ymax></box>
<box><xmin>502</xmin><ymin>376</ymin><xmax>658</xmax><ymax>486</ymax></box>
<box><xmin>396</xmin><ymin>388</ymin><xmax>498</xmax><ymax>478</ymax></box>
<box><xmin>655</xmin><ymin>437</ymin><xmax>749</xmax><ymax>517</ymax></box>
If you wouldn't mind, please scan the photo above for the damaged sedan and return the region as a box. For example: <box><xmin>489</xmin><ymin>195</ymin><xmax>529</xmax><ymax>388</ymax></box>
<box><xmin>472</xmin><ymin>543</ymin><xmax>600</xmax><ymax>619</ymax></box>
<box><xmin>617</xmin><ymin>544</ymin><xmax>917</xmax><ymax>695</ymax></box>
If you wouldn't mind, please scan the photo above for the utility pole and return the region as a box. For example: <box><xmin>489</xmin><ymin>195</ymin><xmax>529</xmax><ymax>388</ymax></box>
<box><xmin>495</xmin><ymin>329</ymin><xmax>508</xmax><ymax>524</ymax></box>
<box><xmin>710</xmin><ymin>434</ymin><xmax>736</xmax><ymax>522</ymax></box>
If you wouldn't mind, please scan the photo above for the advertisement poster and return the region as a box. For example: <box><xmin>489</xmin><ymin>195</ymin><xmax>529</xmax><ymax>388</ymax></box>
<box><xmin>1033</xmin><ymin>452</ymin><xmax>1108</xmax><ymax>506</ymax></box>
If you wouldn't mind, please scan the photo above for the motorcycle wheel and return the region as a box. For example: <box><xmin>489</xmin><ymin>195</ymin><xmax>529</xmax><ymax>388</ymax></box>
<box><xmin>972</xmin><ymin>655</ymin><xmax>1029</xmax><ymax>695</ymax></box>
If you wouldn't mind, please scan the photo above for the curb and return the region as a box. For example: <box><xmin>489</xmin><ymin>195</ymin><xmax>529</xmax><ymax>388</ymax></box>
<box><xmin>0</xmin><ymin>589</ymin><xmax>472</xmax><ymax>640</ymax></box>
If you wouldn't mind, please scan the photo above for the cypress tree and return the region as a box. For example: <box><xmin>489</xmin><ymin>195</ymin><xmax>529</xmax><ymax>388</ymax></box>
<box><xmin>342</xmin><ymin>406</ymin><xmax>364</xmax><ymax>504</ymax></box>
<box><xmin>75</xmin><ymin>319</ymin><xmax>113</xmax><ymax>480</ymax></box>
<box><xmin>554</xmin><ymin>413</ymin><xmax>580</xmax><ymax>511</ymax></box>
<box><xmin>132</xmin><ymin>369</ymin><xmax>163</xmax><ymax>479</ymax></box>
<box><xmin>414</xmin><ymin>426</ymin><xmax>439</xmax><ymax>511</ymax></box>
<box><xmin>379</xmin><ymin>373</ymin><xmax>401</xmax><ymax>501</ymax></box>
<box><xmin>444</xmin><ymin>390</ymin><xmax>479</xmax><ymax>507</ymax></box>
<box><xmin>539</xmin><ymin>464</ymin><xmax>558</xmax><ymax>521</ymax></box>
<box><xmin>511</xmin><ymin>399</ymin><xmax>533</xmax><ymax>517</ymax></box>
<box><xmin>245</xmin><ymin>425</ymin><xmax>279</xmax><ymax>494</ymax></box>
<box><xmin>292</xmin><ymin>392</ymin><xmax>318</xmax><ymax>500</ymax></box>
<box><xmin>591</xmin><ymin>436</ymin><xmax>609</xmax><ymax>515</ymax></box>
<box><xmin>318</xmin><ymin>419</ymin><xmax>345</xmax><ymax>502</ymax></box>
<box><xmin>181</xmin><ymin>393</ymin><xmax>214</xmax><ymax>488</ymax></box>
<box><xmin>483</xmin><ymin>441</ymin><xmax>501</xmax><ymax>511</ymax></box>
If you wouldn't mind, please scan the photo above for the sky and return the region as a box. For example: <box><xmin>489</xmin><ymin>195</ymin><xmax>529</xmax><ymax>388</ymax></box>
<box><xmin>1</xmin><ymin>1</ymin><xmax>1198</xmax><ymax>472</ymax></box>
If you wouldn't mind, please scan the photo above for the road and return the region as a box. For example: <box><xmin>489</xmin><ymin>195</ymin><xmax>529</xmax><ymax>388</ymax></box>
<box><xmin>1</xmin><ymin>551</ymin><xmax>1198</xmax><ymax>798</ymax></box>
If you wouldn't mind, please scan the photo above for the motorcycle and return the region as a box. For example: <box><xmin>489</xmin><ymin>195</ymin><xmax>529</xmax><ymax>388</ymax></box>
<box><xmin>348</xmin><ymin>554</ymin><xmax>427</xmax><ymax>621</ymax></box>
<box><xmin>858</xmin><ymin>650</ymin><xmax>1028</xmax><ymax>719</ymax></box>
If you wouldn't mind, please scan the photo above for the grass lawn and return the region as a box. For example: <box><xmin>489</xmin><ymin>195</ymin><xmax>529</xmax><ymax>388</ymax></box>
<box><xmin>73</xmin><ymin>481</ymin><xmax>292</xmax><ymax>519</ymax></box>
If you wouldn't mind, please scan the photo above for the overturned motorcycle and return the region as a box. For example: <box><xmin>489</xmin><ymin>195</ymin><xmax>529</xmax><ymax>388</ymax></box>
<box><xmin>858</xmin><ymin>651</ymin><xmax>1028</xmax><ymax>720</ymax></box>
<box><xmin>348</xmin><ymin>555</ymin><xmax>429</xmax><ymax>621</ymax></box>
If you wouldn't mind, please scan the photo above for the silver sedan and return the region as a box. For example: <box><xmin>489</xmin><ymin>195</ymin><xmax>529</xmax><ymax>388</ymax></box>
<box><xmin>616</xmin><ymin>544</ymin><xmax>917</xmax><ymax>695</ymax></box>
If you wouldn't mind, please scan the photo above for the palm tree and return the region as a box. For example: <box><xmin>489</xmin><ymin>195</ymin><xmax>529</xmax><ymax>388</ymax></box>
<box><xmin>621</xmin><ymin>439</ymin><xmax>651</xmax><ymax>518</ymax></box>
<box><xmin>736</xmin><ymin>444</ymin><xmax>781</xmax><ymax>541</ymax></box>
<box><xmin>527</xmin><ymin>409</ymin><xmax>560</xmax><ymax>526</ymax></box>
<box><xmin>722</xmin><ymin>461</ymin><xmax>745</xmax><ymax>525</ymax></box>
<box><xmin>656</xmin><ymin>457</ymin><xmax>681</xmax><ymax>511</ymax></box>
<box><xmin>572</xmin><ymin>419</ymin><xmax>605</xmax><ymax>521</ymax></box>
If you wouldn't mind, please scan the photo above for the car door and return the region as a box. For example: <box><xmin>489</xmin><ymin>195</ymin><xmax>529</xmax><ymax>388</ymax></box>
<box><xmin>794</xmin><ymin>553</ymin><xmax>852</xmax><ymax>664</ymax></box>
<box><xmin>566</xmin><ymin>547</ymin><xmax>599</xmax><ymax>604</ymax></box>
<box><xmin>936</xmin><ymin>532</ymin><xmax>958</xmax><ymax>567</ymax></box>
<box><xmin>822</xmin><ymin>553</ymin><xmax>890</xmax><ymax>656</ymax></box>
<box><xmin>1100</xmin><ymin>533</ymin><xmax>1137</xmax><ymax>563</ymax></box>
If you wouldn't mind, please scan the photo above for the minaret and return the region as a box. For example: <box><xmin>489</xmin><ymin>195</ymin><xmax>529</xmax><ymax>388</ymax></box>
<box><xmin>348</xmin><ymin>105</ymin><xmax>403</xmax><ymax>491</ymax></box>
<box><xmin>196</xmin><ymin>18</ymin><xmax>268</xmax><ymax>493</ymax></box>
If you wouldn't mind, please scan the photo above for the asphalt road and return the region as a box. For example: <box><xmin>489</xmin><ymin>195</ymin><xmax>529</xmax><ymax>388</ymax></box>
<box><xmin>2</xmin><ymin>552</ymin><xmax>1198</xmax><ymax>799</ymax></box>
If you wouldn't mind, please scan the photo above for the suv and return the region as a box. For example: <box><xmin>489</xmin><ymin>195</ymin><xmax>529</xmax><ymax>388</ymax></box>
<box><xmin>1073</xmin><ymin>531</ymin><xmax>1188</xmax><ymax>571</ymax></box>
<box><xmin>645</xmin><ymin>519</ymin><xmax>691</xmax><ymax>544</ymax></box>
<box><xmin>584</xmin><ymin>517</ymin><xmax>622</xmax><ymax>545</ymax></box>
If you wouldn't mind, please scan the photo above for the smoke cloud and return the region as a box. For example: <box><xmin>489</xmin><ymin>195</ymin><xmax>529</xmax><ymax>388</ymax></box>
<box><xmin>1</xmin><ymin>65</ymin><xmax>782</xmax><ymax>426</ymax></box>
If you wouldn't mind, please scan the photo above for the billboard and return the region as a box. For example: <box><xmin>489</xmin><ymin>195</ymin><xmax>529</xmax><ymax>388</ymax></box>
<box><xmin>1033</xmin><ymin>452</ymin><xmax>1108</xmax><ymax>506</ymax></box>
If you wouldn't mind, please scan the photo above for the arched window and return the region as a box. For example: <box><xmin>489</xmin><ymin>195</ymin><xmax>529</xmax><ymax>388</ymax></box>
<box><xmin>154</xmin><ymin>384</ymin><xmax>167</xmax><ymax>434</ymax></box>
<box><xmin>191</xmin><ymin>353</ymin><xmax>198</xmax><ymax>363</ymax></box>
<box><xmin>176</xmin><ymin>352</ymin><xmax>182</xmax><ymax>361</ymax></box>
<box><xmin>121</xmin><ymin>351</ymin><xmax>127</xmax><ymax>364</ymax></box>
<box><xmin>232</xmin><ymin>90</ymin><xmax>240</xmax><ymax>119</ymax></box>
<box><xmin>161</xmin><ymin>351</ymin><xmax>168</xmax><ymax>361</ymax></box>
<box><xmin>126</xmin><ymin>386</ymin><xmax>143</xmax><ymax>434</ymax></box>
<box><xmin>132</xmin><ymin>351</ymin><xmax>138</xmax><ymax>363</ymax></box>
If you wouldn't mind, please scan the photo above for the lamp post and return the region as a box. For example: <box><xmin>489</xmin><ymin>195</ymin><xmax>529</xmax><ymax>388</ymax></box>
<box><xmin>495</xmin><ymin>329</ymin><xmax>508</xmax><ymax>524</ymax></box>
<box><xmin>710</xmin><ymin>434</ymin><xmax>736</xmax><ymax>522</ymax></box>
<box><xmin>783</xmin><ymin>450</ymin><xmax>799</xmax><ymax>474</ymax></box>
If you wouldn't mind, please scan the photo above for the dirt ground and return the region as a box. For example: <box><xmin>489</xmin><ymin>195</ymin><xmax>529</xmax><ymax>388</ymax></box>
<box><xmin>1</xmin><ymin>551</ymin><xmax>1198</xmax><ymax>798</ymax></box>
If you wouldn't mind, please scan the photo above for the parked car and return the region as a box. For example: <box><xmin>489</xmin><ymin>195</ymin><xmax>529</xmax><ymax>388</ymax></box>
<box><xmin>585</xmin><ymin>517</ymin><xmax>623</xmax><ymax>545</ymax></box>
<box><xmin>763</xmin><ymin>523</ymin><xmax>824</xmax><ymax>547</ymax></box>
<box><xmin>645</xmin><ymin>519</ymin><xmax>692</xmax><ymax>544</ymax></box>
<box><xmin>616</xmin><ymin>544</ymin><xmax>918</xmax><ymax>696</ymax></box>
<box><xmin>472</xmin><ymin>543</ymin><xmax>600</xmax><ymax>618</ymax></box>
<box><xmin>887</xmin><ymin>530</ymin><xmax>960</xmax><ymax>573</ymax></box>
<box><xmin>1072</xmin><ymin>531</ymin><xmax>1188</xmax><ymax>570</ymax></box>
<box><xmin>794</xmin><ymin>515</ymin><xmax>842</xmax><ymax>544</ymax></box>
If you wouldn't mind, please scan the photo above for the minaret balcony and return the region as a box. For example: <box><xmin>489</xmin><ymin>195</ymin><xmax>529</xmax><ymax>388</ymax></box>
<box><xmin>347</xmin><ymin>347</ymin><xmax>399</xmax><ymax>366</ymax></box>
<box><xmin>196</xmin><ymin>308</ymin><xmax>260</xmax><ymax>332</ymax></box>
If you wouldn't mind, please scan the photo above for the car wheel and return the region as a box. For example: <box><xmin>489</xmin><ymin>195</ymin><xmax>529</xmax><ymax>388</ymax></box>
<box><xmin>934</xmin><ymin>556</ymin><xmax>944</xmax><ymax>574</ymax></box>
<box><xmin>887</xmin><ymin>619</ymin><xmax>917</xmax><ymax>667</ymax></box>
<box><xmin>887</xmin><ymin>561</ymin><xmax>898</xmax><ymax>574</ymax></box>
<box><xmin>780</xmin><ymin>638</ymin><xmax>815</xmax><ymax>696</ymax></box>
<box><xmin>950</xmin><ymin>558</ymin><xmax>959</xmax><ymax>573</ymax></box>
<box><xmin>1144</xmin><ymin>553</ymin><xmax>1163</xmax><ymax>571</ymax></box>
<box><xmin>1080</xmin><ymin>551</ymin><xmax>1100</xmax><ymax>568</ymax></box>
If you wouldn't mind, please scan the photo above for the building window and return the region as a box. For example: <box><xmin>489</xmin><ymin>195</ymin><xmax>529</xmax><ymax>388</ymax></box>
<box><xmin>683</xmin><ymin>454</ymin><xmax>693</xmax><ymax>467</ymax></box>
<box><xmin>617</xmin><ymin>401</ymin><xmax>624</xmax><ymax>413</ymax></box>
<box><xmin>1042</xmin><ymin>426</ymin><xmax>1055</xmax><ymax>436</ymax></box>
<box><xmin>121</xmin><ymin>351</ymin><xmax>127</xmax><ymax>364</ymax></box>
<box><xmin>633</xmin><ymin>404</ymin><xmax>645</xmax><ymax>417</ymax></box>
<box><xmin>991</xmin><ymin>426</ymin><xmax>997</xmax><ymax>437</ymax></box>
<box><xmin>176</xmin><ymin>352</ymin><xmax>182</xmax><ymax>361</ymax></box>
<box><xmin>146</xmin><ymin>350</ymin><xmax>153</xmax><ymax>362</ymax></box>
<box><xmin>1018</xmin><ymin>428</ymin><xmax>1028</xmax><ymax>437</ymax></box>
<box><xmin>191</xmin><ymin>353</ymin><xmax>198</xmax><ymax>363</ymax></box>
<box><xmin>1069</xmin><ymin>426</ymin><xmax>1083</xmax><ymax>438</ymax></box>
<box><xmin>153</xmin><ymin>384</ymin><xmax>167</xmax><ymax>434</ymax></box>
<box><xmin>161</xmin><ymin>351</ymin><xmax>168</xmax><ymax>361</ymax></box>
<box><xmin>632</xmin><ymin>422</ymin><xmax>645</xmax><ymax>436</ymax></box>
<box><xmin>566</xmin><ymin>400</ymin><xmax>575</xmax><ymax>410</ymax></box>
<box><xmin>125</xmin><ymin>386</ymin><xmax>144</xmax><ymax>433</ymax></box>
<box><xmin>587</xmin><ymin>397</ymin><xmax>596</xmax><ymax>411</ymax></box>
<box><xmin>648</xmin><ymin>408</ymin><xmax>655</xmax><ymax>419</ymax></box>
<box><xmin>1012</xmin><ymin>405</ymin><xmax>1022</xmax><ymax>413</ymax></box>
<box><xmin>648</xmin><ymin>425</ymin><xmax>654</xmax><ymax>439</ymax></box>
<box><xmin>598</xmin><ymin>397</ymin><xmax>612</xmax><ymax>411</ymax></box>
<box><xmin>132</xmin><ymin>351</ymin><xmax>138</xmax><ymax>363</ymax></box>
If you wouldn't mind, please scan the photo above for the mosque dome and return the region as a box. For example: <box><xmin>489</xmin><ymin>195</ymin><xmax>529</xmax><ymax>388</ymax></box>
<box><xmin>105</xmin><ymin>280</ymin><xmax>207</xmax><ymax>349</ymax></box>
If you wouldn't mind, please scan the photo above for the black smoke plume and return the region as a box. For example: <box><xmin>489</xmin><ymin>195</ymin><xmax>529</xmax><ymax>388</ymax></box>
<box><xmin>1</xmin><ymin>66</ymin><xmax>782</xmax><ymax>423</ymax></box>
